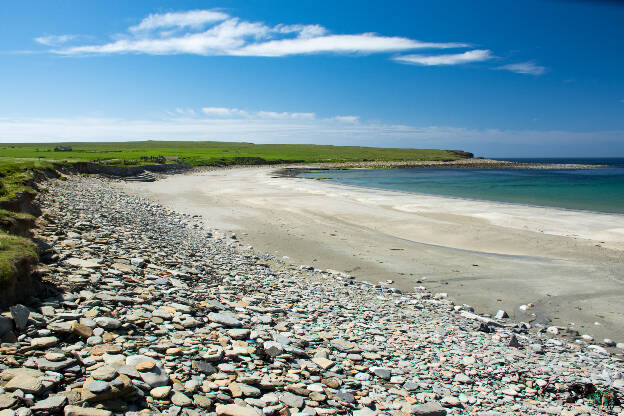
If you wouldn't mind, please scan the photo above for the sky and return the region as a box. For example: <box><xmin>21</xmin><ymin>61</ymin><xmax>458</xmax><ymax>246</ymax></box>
<box><xmin>1</xmin><ymin>0</ymin><xmax>623</xmax><ymax>157</ymax></box>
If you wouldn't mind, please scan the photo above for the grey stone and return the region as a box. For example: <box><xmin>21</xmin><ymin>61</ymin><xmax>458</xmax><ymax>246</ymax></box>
<box><xmin>37</xmin><ymin>357</ymin><xmax>77</xmax><ymax>372</ymax></box>
<box><xmin>139</xmin><ymin>366</ymin><xmax>169</xmax><ymax>388</ymax></box>
<box><xmin>31</xmin><ymin>395</ymin><xmax>68</xmax><ymax>412</ymax></box>
<box><xmin>207</xmin><ymin>313</ymin><xmax>241</xmax><ymax>327</ymax></box>
<box><xmin>263</xmin><ymin>341</ymin><xmax>284</xmax><ymax>357</ymax></box>
<box><xmin>192</xmin><ymin>360</ymin><xmax>217</xmax><ymax>375</ymax></box>
<box><xmin>279</xmin><ymin>392</ymin><xmax>304</xmax><ymax>409</ymax></box>
<box><xmin>334</xmin><ymin>390</ymin><xmax>355</xmax><ymax>404</ymax></box>
<box><xmin>9</xmin><ymin>305</ymin><xmax>30</xmax><ymax>330</ymax></box>
<box><xmin>370</xmin><ymin>367</ymin><xmax>391</xmax><ymax>380</ymax></box>
<box><xmin>405</xmin><ymin>402</ymin><xmax>447</xmax><ymax>416</ymax></box>
<box><xmin>94</xmin><ymin>317</ymin><xmax>121</xmax><ymax>330</ymax></box>
<box><xmin>87</xmin><ymin>380</ymin><xmax>111</xmax><ymax>394</ymax></box>
<box><xmin>171</xmin><ymin>392</ymin><xmax>192</xmax><ymax>407</ymax></box>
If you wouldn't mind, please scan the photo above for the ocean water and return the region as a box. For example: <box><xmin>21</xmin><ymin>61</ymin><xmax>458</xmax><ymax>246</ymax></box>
<box><xmin>298</xmin><ymin>158</ymin><xmax>624</xmax><ymax>214</ymax></box>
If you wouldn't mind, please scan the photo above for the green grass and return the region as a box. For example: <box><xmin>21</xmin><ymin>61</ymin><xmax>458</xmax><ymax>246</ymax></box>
<box><xmin>0</xmin><ymin>141</ymin><xmax>468</xmax><ymax>167</ymax></box>
<box><xmin>0</xmin><ymin>209</ymin><xmax>35</xmax><ymax>223</ymax></box>
<box><xmin>0</xmin><ymin>159</ymin><xmax>54</xmax><ymax>202</ymax></box>
<box><xmin>0</xmin><ymin>232</ymin><xmax>37</xmax><ymax>285</ymax></box>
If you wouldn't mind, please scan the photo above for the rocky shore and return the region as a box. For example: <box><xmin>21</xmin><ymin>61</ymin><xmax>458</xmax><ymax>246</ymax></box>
<box><xmin>0</xmin><ymin>175</ymin><xmax>623</xmax><ymax>416</ymax></box>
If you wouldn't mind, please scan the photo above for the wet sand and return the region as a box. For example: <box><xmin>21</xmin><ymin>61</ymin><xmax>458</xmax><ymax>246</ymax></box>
<box><xmin>120</xmin><ymin>166</ymin><xmax>624</xmax><ymax>341</ymax></box>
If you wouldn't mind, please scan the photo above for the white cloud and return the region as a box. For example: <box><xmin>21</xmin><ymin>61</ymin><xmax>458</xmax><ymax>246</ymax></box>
<box><xmin>333</xmin><ymin>116</ymin><xmax>359</xmax><ymax>123</ymax></box>
<box><xmin>46</xmin><ymin>9</ymin><xmax>467</xmax><ymax>58</ymax></box>
<box><xmin>129</xmin><ymin>10</ymin><xmax>229</xmax><ymax>32</ymax></box>
<box><xmin>394</xmin><ymin>49</ymin><xmax>492</xmax><ymax>66</ymax></box>
<box><xmin>257</xmin><ymin>111</ymin><xmax>315</xmax><ymax>119</ymax></box>
<box><xmin>200</xmin><ymin>108</ymin><xmax>314</xmax><ymax>119</ymax></box>
<box><xmin>35</xmin><ymin>34</ymin><xmax>76</xmax><ymax>46</ymax></box>
<box><xmin>497</xmin><ymin>61</ymin><xmax>546</xmax><ymax>75</ymax></box>
<box><xmin>274</xmin><ymin>24</ymin><xmax>328</xmax><ymax>38</ymax></box>
<box><xmin>60</xmin><ymin>18</ymin><xmax>271</xmax><ymax>55</ymax></box>
<box><xmin>233</xmin><ymin>35</ymin><xmax>467</xmax><ymax>57</ymax></box>
<box><xmin>201</xmin><ymin>107</ymin><xmax>248</xmax><ymax>117</ymax></box>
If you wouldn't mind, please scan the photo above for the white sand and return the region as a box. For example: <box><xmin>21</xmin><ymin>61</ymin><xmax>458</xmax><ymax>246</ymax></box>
<box><xmin>120</xmin><ymin>166</ymin><xmax>624</xmax><ymax>341</ymax></box>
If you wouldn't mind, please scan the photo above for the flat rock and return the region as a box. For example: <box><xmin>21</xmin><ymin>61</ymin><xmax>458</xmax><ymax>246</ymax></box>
<box><xmin>330</xmin><ymin>339</ymin><xmax>358</xmax><ymax>352</ymax></box>
<box><xmin>404</xmin><ymin>402</ymin><xmax>447</xmax><ymax>416</ymax></box>
<box><xmin>64</xmin><ymin>405</ymin><xmax>113</xmax><ymax>416</ymax></box>
<box><xmin>0</xmin><ymin>394</ymin><xmax>17</xmax><ymax>410</ymax></box>
<box><xmin>65</xmin><ymin>258</ymin><xmax>102</xmax><ymax>268</ymax></box>
<box><xmin>87</xmin><ymin>380</ymin><xmax>111</xmax><ymax>394</ymax></box>
<box><xmin>94</xmin><ymin>317</ymin><xmax>121</xmax><ymax>330</ymax></box>
<box><xmin>371</xmin><ymin>367</ymin><xmax>391</xmax><ymax>380</ymax></box>
<box><xmin>215</xmin><ymin>404</ymin><xmax>260</xmax><ymax>416</ymax></box>
<box><xmin>279</xmin><ymin>392</ymin><xmax>304</xmax><ymax>409</ymax></box>
<box><xmin>208</xmin><ymin>312</ymin><xmax>241</xmax><ymax>327</ymax></box>
<box><xmin>171</xmin><ymin>392</ymin><xmax>192</xmax><ymax>407</ymax></box>
<box><xmin>312</xmin><ymin>356</ymin><xmax>334</xmax><ymax>370</ymax></box>
<box><xmin>30</xmin><ymin>336</ymin><xmax>58</xmax><ymax>348</ymax></box>
<box><xmin>37</xmin><ymin>357</ymin><xmax>77</xmax><ymax>372</ymax></box>
<box><xmin>31</xmin><ymin>395</ymin><xmax>68</xmax><ymax>412</ymax></box>
<box><xmin>91</xmin><ymin>366</ymin><xmax>117</xmax><ymax>381</ymax></box>
<box><xmin>5</xmin><ymin>374</ymin><xmax>43</xmax><ymax>394</ymax></box>
<box><xmin>150</xmin><ymin>386</ymin><xmax>171</xmax><ymax>399</ymax></box>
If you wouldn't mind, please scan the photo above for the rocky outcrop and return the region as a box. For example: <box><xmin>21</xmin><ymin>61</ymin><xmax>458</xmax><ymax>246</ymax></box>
<box><xmin>446</xmin><ymin>149</ymin><xmax>474</xmax><ymax>159</ymax></box>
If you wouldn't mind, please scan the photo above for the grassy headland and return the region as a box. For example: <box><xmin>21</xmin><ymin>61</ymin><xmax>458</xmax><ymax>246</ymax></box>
<box><xmin>0</xmin><ymin>141</ymin><xmax>469</xmax><ymax>167</ymax></box>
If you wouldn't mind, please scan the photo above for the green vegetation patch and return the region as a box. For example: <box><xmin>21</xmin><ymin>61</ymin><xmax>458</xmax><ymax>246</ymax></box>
<box><xmin>0</xmin><ymin>159</ymin><xmax>53</xmax><ymax>202</ymax></box>
<box><xmin>0</xmin><ymin>232</ymin><xmax>37</xmax><ymax>285</ymax></box>
<box><xmin>0</xmin><ymin>141</ymin><xmax>468</xmax><ymax>168</ymax></box>
<box><xmin>0</xmin><ymin>209</ymin><xmax>35</xmax><ymax>223</ymax></box>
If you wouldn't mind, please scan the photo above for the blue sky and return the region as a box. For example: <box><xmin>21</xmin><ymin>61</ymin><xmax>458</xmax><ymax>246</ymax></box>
<box><xmin>1</xmin><ymin>0</ymin><xmax>623</xmax><ymax>157</ymax></box>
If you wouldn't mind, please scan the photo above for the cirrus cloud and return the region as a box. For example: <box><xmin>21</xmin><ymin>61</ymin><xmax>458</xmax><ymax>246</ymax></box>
<box><xmin>497</xmin><ymin>61</ymin><xmax>547</xmax><ymax>75</ymax></box>
<box><xmin>45</xmin><ymin>9</ymin><xmax>467</xmax><ymax>58</ymax></box>
<box><xmin>393</xmin><ymin>49</ymin><xmax>493</xmax><ymax>66</ymax></box>
<box><xmin>36</xmin><ymin>9</ymin><xmax>543</xmax><ymax>75</ymax></box>
<box><xmin>129</xmin><ymin>9</ymin><xmax>229</xmax><ymax>32</ymax></box>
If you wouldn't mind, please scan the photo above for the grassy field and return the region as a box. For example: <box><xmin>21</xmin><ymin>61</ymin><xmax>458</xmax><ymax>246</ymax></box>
<box><xmin>0</xmin><ymin>141</ymin><xmax>468</xmax><ymax>167</ymax></box>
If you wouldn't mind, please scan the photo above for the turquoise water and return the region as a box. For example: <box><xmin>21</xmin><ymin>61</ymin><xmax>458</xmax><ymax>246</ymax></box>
<box><xmin>298</xmin><ymin>158</ymin><xmax>624</xmax><ymax>214</ymax></box>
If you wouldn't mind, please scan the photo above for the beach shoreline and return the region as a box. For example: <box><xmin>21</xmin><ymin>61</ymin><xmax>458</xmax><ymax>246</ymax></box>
<box><xmin>119</xmin><ymin>166</ymin><xmax>624</xmax><ymax>342</ymax></box>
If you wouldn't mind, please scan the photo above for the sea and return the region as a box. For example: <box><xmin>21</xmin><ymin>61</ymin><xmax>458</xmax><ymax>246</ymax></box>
<box><xmin>297</xmin><ymin>158</ymin><xmax>624</xmax><ymax>214</ymax></box>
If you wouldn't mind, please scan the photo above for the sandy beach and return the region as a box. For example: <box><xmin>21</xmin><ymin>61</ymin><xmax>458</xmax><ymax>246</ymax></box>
<box><xmin>121</xmin><ymin>166</ymin><xmax>624</xmax><ymax>341</ymax></box>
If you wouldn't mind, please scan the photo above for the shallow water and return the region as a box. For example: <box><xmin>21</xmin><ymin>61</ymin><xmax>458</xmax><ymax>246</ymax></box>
<box><xmin>298</xmin><ymin>158</ymin><xmax>624</xmax><ymax>214</ymax></box>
